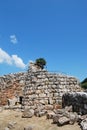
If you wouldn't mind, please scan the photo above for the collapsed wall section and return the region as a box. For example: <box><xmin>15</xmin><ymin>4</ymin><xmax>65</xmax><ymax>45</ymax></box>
<box><xmin>0</xmin><ymin>72</ymin><xmax>26</xmax><ymax>105</ymax></box>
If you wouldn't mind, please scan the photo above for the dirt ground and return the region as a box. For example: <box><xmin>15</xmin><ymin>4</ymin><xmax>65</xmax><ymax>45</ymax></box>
<box><xmin>0</xmin><ymin>109</ymin><xmax>81</xmax><ymax>130</ymax></box>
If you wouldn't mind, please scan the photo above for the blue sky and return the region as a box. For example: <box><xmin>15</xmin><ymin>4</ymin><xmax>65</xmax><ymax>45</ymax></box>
<box><xmin>0</xmin><ymin>0</ymin><xmax>87</xmax><ymax>81</ymax></box>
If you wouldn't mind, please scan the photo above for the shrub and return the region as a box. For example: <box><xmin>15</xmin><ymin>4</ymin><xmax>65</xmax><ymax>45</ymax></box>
<box><xmin>35</xmin><ymin>58</ymin><xmax>46</xmax><ymax>69</ymax></box>
<box><xmin>81</xmin><ymin>78</ymin><xmax>87</xmax><ymax>89</ymax></box>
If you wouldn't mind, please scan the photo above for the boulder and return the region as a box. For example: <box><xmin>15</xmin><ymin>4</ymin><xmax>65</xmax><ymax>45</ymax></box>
<box><xmin>38</xmin><ymin>111</ymin><xmax>46</xmax><ymax>117</ymax></box>
<box><xmin>53</xmin><ymin>109</ymin><xmax>65</xmax><ymax>115</ymax></box>
<box><xmin>58</xmin><ymin>116</ymin><xmax>70</xmax><ymax>126</ymax></box>
<box><xmin>80</xmin><ymin>118</ymin><xmax>87</xmax><ymax>130</ymax></box>
<box><xmin>69</xmin><ymin>112</ymin><xmax>77</xmax><ymax>125</ymax></box>
<box><xmin>22</xmin><ymin>109</ymin><xmax>34</xmax><ymax>118</ymax></box>
<box><xmin>53</xmin><ymin>115</ymin><xmax>61</xmax><ymax>124</ymax></box>
<box><xmin>46</xmin><ymin>111</ymin><xmax>56</xmax><ymax>119</ymax></box>
<box><xmin>45</xmin><ymin>105</ymin><xmax>53</xmax><ymax>110</ymax></box>
<box><xmin>65</xmin><ymin>106</ymin><xmax>73</xmax><ymax>112</ymax></box>
<box><xmin>34</xmin><ymin>108</ymin><xmax>47</xmax><ymax>117</ymax></box>
<box><xmin>62</xmin><ymin>92</ymin><xmax>87</xmax><ymax>115</ymax></box>
<box><xmin>8</xmin><ymin>98</ymin><xmax>18</xmax><ymax>107</ymax></box>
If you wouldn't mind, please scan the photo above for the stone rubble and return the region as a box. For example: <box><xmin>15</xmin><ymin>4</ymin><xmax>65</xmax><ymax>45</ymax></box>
<box><xmin>1</xmin><ymin>103</ymin><xmax>87</xmax><ymax>130</ymax></box>
<box><xmin>62</xmin><ymin>92</ymin><xmax>87</xmax><ymax>130</ymax></box>
<box><xmin>46</xmin><ymin>106</ymin><xmax>87</xmax><ymax>130</ymax></box>
<box><xmin>20</xmin><ymin>105</ymin><xmax>87</xmax><ymax>130</ymax></box>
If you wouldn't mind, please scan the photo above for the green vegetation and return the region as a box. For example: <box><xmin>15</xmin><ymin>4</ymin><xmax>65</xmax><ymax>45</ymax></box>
<box><xmin>35</xmin><ymin>58</ymin><xmax>46</xmax><ymax>69</ymax></box>
<box><xmin>81</xmin><ymin>78</ymin><xmax>87</xmax><ymax>89</ymax></box>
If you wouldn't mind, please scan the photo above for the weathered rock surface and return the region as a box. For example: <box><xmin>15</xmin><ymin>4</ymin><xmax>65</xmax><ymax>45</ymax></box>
<box><xmin>0</xmin><ymin>72</ymin><xmax>26</xmax><ymax>105</ymax></box>
<box><xmin>22</xmin><ymin>109</ymin><xmax>34</xmax><ymax>118</ymax></box>
<box><xmin>8</xmin><ymin>97</ymin><xmax>18</xmax><ymax>107</ymax></box>
<box><xmin>46</xmin><ymin>111</ymin><xmax>56</xmax><ymax>119</ymax></box>
<box><xmin>58</xmin><ymin>116</ymin><xmax>70</xmax><ymax>126</ymax></box>
<box><xmin>62</xmin><ymin>92</ymin><xmax>87</xmax><ymax>115</ymax></box>
<box><xmin>80</xmin><ymin>118</ymin><xmax>87</xmax><ymax>130</ymax></box>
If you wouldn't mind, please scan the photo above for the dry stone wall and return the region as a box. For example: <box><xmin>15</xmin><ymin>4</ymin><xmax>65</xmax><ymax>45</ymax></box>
<box><xmin>0</xmin><ymin>62</ymin><xmax>81</xmax><ymax>106</ymax></box>
<box><xmin>22</xmin><ymin>68</ymin><xmax>81</xmax><ymax>108</ymax></box>
<box><xmin>0</xmin><ymin>72</ymin><xmax>26</xmax><ymax>105</ymax></box>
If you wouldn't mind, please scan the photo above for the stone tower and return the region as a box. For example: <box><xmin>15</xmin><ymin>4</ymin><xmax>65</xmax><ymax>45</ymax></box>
<box><xmin>22</xmin><ymin>62</ymin><xmax>81</xmax><ymax>108</ymax></box>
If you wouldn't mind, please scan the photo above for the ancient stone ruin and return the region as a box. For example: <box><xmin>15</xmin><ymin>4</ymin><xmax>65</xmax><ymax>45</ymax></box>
<box><xmin>22</xmin><ymin>62</ymin><xmax>81</xmax><ymax>108</ymax></box>
<box><xmin>1</xmin><ymin>62</ymin><xmax>87</xmax><ymax>130</ymax></box>
<box><xmin>0</xmin><ymin>61</ymin><xmax>81</xmax><ymax>106</ymax></box>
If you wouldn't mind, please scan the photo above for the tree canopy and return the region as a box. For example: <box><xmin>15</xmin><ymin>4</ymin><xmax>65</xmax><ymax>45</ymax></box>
<box><xmin>35</xmin><ymin>58</ymin><xmax>46</xmax><ymax>69</ymax></box>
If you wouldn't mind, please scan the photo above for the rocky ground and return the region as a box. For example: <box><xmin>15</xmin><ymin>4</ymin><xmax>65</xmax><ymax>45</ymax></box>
<box><xmin>0</xmin><ymin>109</ymin><xmax>81</xmax><ymax>130</ymax></box>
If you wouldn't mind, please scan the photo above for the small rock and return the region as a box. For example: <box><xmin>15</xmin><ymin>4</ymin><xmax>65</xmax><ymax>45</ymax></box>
<box><xmin>39</xmin><ymin>100</ymin><xmax>46</xmax><ymax>105</ymax></box>
<box><xmin>53</xmin><ymin>104</ymin><xmax>62</xmax><ymax>109</ymax></box>
<box><xmin>45</xmin><ymin>105</ymin><xmax>53</xmax><ymax>110</ymax></box>
<box><xmin>38</xmin><ymin>111</ymin><xmax>46</xmax><ymax>117</ymax></box>
<box><xmin>22</xmin><ymin>109</ymin><xmax>34</xmax><ymax>118</ymax></box>
<box><xmin>46</xmin><ymin>111</ymin><xmax>56</xmax><ymax>119</ymax></box>
<box><xmin>80</xmin><ymin>118</ymin><xmax>87</xmax><ymax>130</ymax></box>
<box><xmin>8</xmin><ymin>98</ymin><xmax>17</xmax><ymax>107</ymax></box>
<box><xmin>34</xmin><ymin>107</ymin><xmax>43</xmax><ymax>116</ymax></box>
<box><xmin>53</xmin><ymin>115</ymin><xmax>60</xmax><ymax>124</ymax></box>
<box><xmin>7</xmin><ymin>121</ymin><xmax>17</xmax><ymax>129</ymax></box>
<box><xmin>65</xmin><ymin>106</ymin><xmax>72</xmax><ymax>112</ymax></box>
<box><xmin>58</xmin><ymin>116</ymin><xmax>70</xmax><ymax>126</ymax></box>
<box><xmin>69</xmin><ymin>112</ymin><xmax>76</xmax><ymax>125</ymax></box>
<box><xmin>24</xmin><ymin>125</ymin><xmax>33</xmax><ymax>130</ymax></box>
<box><xmin>53</xmin><ymin>109</ymin><xmax>64</xmax><ymax>115</ymax></box>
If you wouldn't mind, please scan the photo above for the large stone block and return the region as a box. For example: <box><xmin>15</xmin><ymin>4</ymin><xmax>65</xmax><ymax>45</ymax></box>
<box><xmin>58</xmin><ymin>116</ymin><xmax>70</xmax><ymax>126</ymax></box>
<box><xmin>62</xmin><ymin>92</ymin><xmax>87</xmax><ymax>115</ymax></box>
<box><xmin>80</xmin><ymin>118</ymin><xmax>87</xmax><ymax>130</ymax></box>
<box><xmin>48</xmin><ymin>98</ymin><xmax>54</xmax><ymax>105</ymax></box>
<box><xmin>39</xmin><ymin>93</ymin><xmax>46</xmax><ymax>98</ymax></box>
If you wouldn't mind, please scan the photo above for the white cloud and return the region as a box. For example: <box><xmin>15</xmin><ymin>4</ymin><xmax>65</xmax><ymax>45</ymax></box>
<box><xmin>0</xmin><ymin>48</ymin><xmax>26</xmax><ymax>69</ymax></box>
<box><xmin>12</xmin><ymin>55</ymin><xmax>26</xmax><ymax>69</ymax></box>
<box><xmin>10</xmin><ymin>35</ymin><xmax>18</xmax><ymax>44</ymax></box>
<box><xmin>0</xmin><ymin>48</ymin><xmax>12</xmax><ymax>65</ymax></box>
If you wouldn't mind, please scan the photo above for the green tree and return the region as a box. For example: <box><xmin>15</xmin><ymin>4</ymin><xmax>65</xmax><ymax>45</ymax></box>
<box><xmin>81</xmin><ymin>78</ymin><xmax>87</xmax><ymax>89</ymax></box>
<box><xmin>35</xmin><ymin>58</ymin><xmax>46</xmax><ymax>69</ymax></box>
